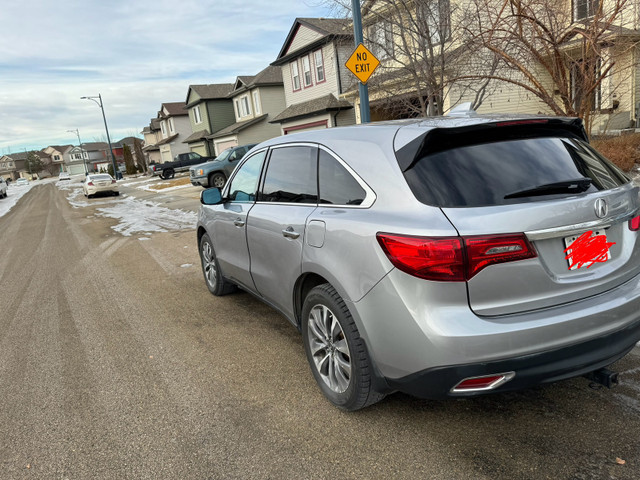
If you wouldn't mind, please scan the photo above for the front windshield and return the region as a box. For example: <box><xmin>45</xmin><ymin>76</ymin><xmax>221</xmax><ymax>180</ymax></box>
<box><xmin>215</xmin><ymin>148</ymin><xmax>232</xmax><ymax>162</ymax></box>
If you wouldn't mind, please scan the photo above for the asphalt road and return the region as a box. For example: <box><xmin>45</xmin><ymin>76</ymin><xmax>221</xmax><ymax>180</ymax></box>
<box><xmin>1</xmin><ymin>179</ymin><xmax>640</xmax><ymax>479</ymax></box>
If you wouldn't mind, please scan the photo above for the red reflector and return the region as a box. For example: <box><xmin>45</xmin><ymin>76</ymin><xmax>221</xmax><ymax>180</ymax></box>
<box><xmin>495</xmin><ymin>119</ymin><xmax>549</xmax><ymax>127</ymax></box>
<box><xmin>629</xmin><ymin>215</ymin><xmax>640</xmax><ymax>231</ymax></box>
<box><xmin>87</xmin><ymin>182</ymin><xmax>94</xmax><ymax>186</ymax></box>
<box><xmin>452</xmin><ymin>372</ymin><xmax>515</xmax><ymax>392</ymax></box>
<box><xmin>464</xmin><ymin>234</ymin><xmax>537</xmax><ymax>279</ymax></box>
<box><xmin>111</xmin><ymin>179</ymin><xmax>117</xmax><ymax>184</ymax></box>
<box><xmin>376</xmin><ymin>234</ymin><xmax>465</xmax><ymax>281</ymax></box>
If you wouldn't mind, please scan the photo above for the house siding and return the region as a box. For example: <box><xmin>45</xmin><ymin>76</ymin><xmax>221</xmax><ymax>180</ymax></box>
<box><xmin>208</xmin><ymin>100</ymin><xmax>236</xmax><ymax>134</ymax></box>
<box><xmin>285</xmin><ymin>25</ymin><xmax>323</xmax><ymax>56</ymax></box>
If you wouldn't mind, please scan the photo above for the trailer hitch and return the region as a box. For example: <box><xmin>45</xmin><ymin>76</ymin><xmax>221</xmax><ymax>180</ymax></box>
<box><xmin>584</xmin><ymin>368</ymin><xmax>619</xmax><ymax>389</ymax></box>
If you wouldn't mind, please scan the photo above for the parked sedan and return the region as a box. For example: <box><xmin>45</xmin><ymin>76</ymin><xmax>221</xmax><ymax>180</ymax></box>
<box><xmin>197</xmin><ymin>109</ymin><xmax>640</xmax><ymax>410</ymax></box>
<box><xmin>15</xmin><ymin>178</ymin><xmax>29</xmax><ymax>186</ymax></box>
<box><xmin>83</xmin><ymin>174</ymin><xmax>119</xmax><ymax>198</ymax></box>
<box><xmin>58</xmin><ymin>171</ymin><xmax>71</xmax><ymax>181</ymax></box>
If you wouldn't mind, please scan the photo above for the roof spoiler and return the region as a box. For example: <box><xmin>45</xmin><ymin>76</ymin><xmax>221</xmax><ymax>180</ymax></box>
<box><xmin>395</xmin><ymin>117</ymin><xmax>588</xmax><ymax>172</ymax></box>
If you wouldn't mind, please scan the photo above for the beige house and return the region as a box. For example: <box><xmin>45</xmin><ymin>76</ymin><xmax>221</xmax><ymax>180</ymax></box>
<box><xmin>156</xmin><ymin>102</ymin><xmax>191</xmax><ymax>163</ymax></box>
<box><xmin>351</xmin><ymin>0</ymin><xmax>640</xmax><ymax>134</ymax></box>
<box><xmin>208</xmin><ymin>65</ymin><xmax>286</xmax><ymax>154</ymax></box>
<box><xmin>270</xmin><ymin>18</ymin><xmax>357</xmax><ymax>134</ymax></box>
<box><xmin>42</xmin><ymin>145</ymin><xmax>72</xmax><ymax>175</ymax></box>
<box><xmin>141</xmin><ymin>119</ymin><xmax>162</xmax><ymax>165</ymax></box>
<box><xmin>0</xmin><ymin>155</ymin><xmax>16</xmax><ymax>181</ymax></box>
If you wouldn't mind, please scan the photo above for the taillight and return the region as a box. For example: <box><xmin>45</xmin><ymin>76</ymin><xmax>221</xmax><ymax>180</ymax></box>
<box><xmin>87</xmin><ymin>181</ymin><xmax>94</xmax><ymax>186</ymax></box>
<box><xmin>377</xmin><ymin>233</ymin><xmax>536</xmax><ymax>282</ymax></box>
<box><xmin>465</xmin><ymin>234</ymin><xmax>537</xmax><ymax>279</ymax></box>
<box><xmin>111</xmin><ymin>179</ymin><xmax>116</xmax><ymax>184</ymax></box>
<box><xmin>376</xmin><ymin>234</ymin><xmax>465</xmax><ymax>281</ymax></box>
<box><xmin>629</xmin><ymin>215</ymin><xmax>640</xmax><ymax>231</ymax></box>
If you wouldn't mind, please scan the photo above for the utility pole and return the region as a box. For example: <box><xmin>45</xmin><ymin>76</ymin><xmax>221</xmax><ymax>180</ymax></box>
<box><xmin>351</xmin><ymin>0</ymin><xmax>371</xmax><ymax>123</ymax></box>
<box><xmin>81</xmin><ymin>94</ymin><xmax>118</xmax><ymax>178</ymax></box>
<box><xmin>68</xmin><ymin>129</ymin><xmax>88</xmax><ymax>174</ymax></box>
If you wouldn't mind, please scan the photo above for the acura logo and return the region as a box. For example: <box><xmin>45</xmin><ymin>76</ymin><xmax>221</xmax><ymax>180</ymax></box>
<box><xmin>594</xmin><ymin>198</ymin><xmax>608</xmax><ymax>218</ymax></box>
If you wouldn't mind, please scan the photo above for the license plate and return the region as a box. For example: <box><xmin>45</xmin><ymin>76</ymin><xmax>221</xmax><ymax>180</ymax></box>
<box><xmin>563</xmin><ymin>229</ymin><xmax>612</xmax><ymax>270</ymax></box>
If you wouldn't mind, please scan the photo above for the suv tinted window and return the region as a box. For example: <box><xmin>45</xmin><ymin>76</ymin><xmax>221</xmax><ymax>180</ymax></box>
<box><xmin>405</xmin><ymin>136</ymin><xmax>628</xmax><ymax>207</ymax></box>
<box><xmin>227</xmin><ymin>150</ymin><xmax>266</xmax><ymax>202</ymax></box>
<box><xmin>319</xmin><ymin>150</ymin><xmax>366</xmax><ymax>206</ymax></box>
<box><xmin>261</xmin><ymin>146</ymin><xmax>318</xmax><ymax>203</ymax></box>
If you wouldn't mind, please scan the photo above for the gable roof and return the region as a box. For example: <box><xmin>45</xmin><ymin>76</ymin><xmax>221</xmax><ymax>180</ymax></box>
<box><xmin>272</xmin><ymin>17</ymin><xmax>352</xmax><ymax>66</ymax></box>
<box><xmin>229</xmin><ymin>66</ymin><xmax>283</xmax><ymax>97</ymax></box>
<box><xmin>269</xmin><ymin>93</ymin><xmax>352</xmax><ymax>124</ymax></box>
<box><xmin>208</xmin><ymin>114</ymin><xmax>269</xmax><ymax>139</ymax></box>
<box><xmin>186</xmin><ymin>84</ymin><xmax>234</xmax><ymax>107</ymax></box>
<box><xmin>47</xmin><ymin>145</ymin><xmax>73</xmax><ymax>154</ymax></box>
<box><xmin>159</xmin><ymin>102</ymin><xmax>187</xmax><ymax>118</ymax></box>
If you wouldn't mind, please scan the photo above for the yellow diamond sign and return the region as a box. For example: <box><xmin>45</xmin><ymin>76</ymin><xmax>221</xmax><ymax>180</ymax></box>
<box><xmin>345</xmin><ymin>43</ymin><xmax>380</xmax><ymax>84</ymax></box>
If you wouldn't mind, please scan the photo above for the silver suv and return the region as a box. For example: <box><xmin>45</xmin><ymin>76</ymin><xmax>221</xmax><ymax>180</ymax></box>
<box><xmin>197</xmin><ymin>114</ymin><xmax>640</xmax><ymax>410</ymax></box>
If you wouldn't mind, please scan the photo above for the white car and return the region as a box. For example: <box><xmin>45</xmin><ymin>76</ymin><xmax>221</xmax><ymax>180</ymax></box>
<box><xmin>0</xmin><ymin>177</ymin><xmax>6</xmax><ymax>198</ymax></box>
<box><xmin>15</xmin><ymin>178</ymin><xmax>28</xmax><ymax>186</ymax></box>
<box><xmin>58</xmin><ymin>172</ymin><xmax>71</xmax><ymax>181</ymax></box>
<box><xmin>83</xmin><ymin>174</ymin><xmax>119</xmax><ymax>198</ymax></box>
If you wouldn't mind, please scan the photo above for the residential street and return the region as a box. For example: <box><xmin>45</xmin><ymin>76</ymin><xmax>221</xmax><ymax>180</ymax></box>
<box><xmin>2</xmin><ymin>179</ymin><xmax>640</xmax><ymax>479</ymax></box>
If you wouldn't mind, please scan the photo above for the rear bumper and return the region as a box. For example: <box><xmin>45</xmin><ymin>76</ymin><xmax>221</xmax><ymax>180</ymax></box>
<box><xmin>386</xmin><ymin>319</ymin><xmax>640</xmax><ymax>399</ymax></box>
<box><xmin>347</xmin><ymin>267</ymin><xmax>640</xmax><ymax>398</ymax></box>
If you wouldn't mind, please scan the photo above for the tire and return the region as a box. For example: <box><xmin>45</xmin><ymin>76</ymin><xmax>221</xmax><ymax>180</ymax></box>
<box><xmin>114</xmin><ymin>191</ymin><xmax>120</xmax><ymax>196</ymax></box>
<box><xmin>199</xmin><ymin>233</ymin><xmax>237</xmax><ymax>296</ymax></box>
<box><xmin>163</xmin><ymin>169</ymin><xmax>175</xmax><ymax>179</ymax></box>
<box><xmin>302</xmin><ymin>284</ymin><xmax>385</xmax><ymax>411</ymax></box>
<box><xmin>209</xmin><ymin>172</ymin><xmax>226</xmax><ymax>189</ymax></box>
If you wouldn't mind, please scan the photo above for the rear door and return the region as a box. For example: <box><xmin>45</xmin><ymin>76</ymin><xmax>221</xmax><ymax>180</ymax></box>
<box><xmin>403</xmin><ymin>128</ymin><xmax>640</xmax><ymax>316</ymax></box>
<box><xmin>246</xmin><ymin>144</ymin><xmax>318</xmax><ymax>320</ymax></box>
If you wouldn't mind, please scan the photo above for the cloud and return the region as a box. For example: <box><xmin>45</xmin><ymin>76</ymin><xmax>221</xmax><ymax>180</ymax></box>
<box><xmin>0</xmin><ymin>0</ymin><xmax>335</xmax><ymax>152</ymax></box>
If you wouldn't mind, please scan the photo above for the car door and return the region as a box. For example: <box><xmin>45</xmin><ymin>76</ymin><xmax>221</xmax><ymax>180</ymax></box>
<box><xmin>208</xmin><ymin>149</ymin><xmax>267</xmax><ymax>292</ymax></box>
<box><xmin>246</xmin><ymin>144</ymin><xmax>318</xmax><ymax>321</ymax></box>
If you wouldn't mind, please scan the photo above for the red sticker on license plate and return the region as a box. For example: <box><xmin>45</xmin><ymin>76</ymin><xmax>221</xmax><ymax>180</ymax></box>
<box><xmin>563</xmin><ymin>230</ymin><xmax>615</xmax><ymax>270</ymax></box>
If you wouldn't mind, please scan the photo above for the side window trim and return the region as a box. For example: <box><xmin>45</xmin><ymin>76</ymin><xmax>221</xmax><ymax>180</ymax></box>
<box><xmin>222</xmin><ymin>147</ymin><xmax>269</xmax><ymax>201</ymax></box>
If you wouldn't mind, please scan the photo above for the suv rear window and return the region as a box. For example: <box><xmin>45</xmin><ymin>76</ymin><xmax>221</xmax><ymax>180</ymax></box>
<box><xmin>404</xmin><ymin>136</ymin><xmax>629</xmax><ymax>207</ymax></box>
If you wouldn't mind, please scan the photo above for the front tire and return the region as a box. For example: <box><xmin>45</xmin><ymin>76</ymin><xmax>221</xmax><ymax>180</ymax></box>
<box><xmin>199</xmin><ymin>233</ymin><xmax>237</xmax><ymax>296</ymax></box>
<box><xmin>302</xmin><ymin>284</ymin><xmax>385</xmax><ymax>411</ymax></box>
<box><xmin>209</xmin><ymin>172</ymin><xmax>226</xmax><ymax>189</ymax></box>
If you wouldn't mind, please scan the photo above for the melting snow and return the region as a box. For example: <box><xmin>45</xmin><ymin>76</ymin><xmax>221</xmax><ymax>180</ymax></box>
<box><xmin>0</xmin><ymin>182</ymin><xmax>34</xmax><ymax>218</ymax></box>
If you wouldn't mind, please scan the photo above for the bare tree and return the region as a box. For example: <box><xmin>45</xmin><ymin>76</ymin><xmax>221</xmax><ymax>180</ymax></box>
<box><xmin>133</xmin><ymin>138</ymin><xmax>146</xmax><ymax>173</ymax></box>
<box><xmin>466</xmin><ymin>0</ymin><xmax>639</xmax><ymax>134</ymax></box>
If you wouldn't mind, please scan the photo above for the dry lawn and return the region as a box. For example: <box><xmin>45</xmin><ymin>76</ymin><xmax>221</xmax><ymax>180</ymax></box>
<box><xmin>591</xmin><ymin>133</ymin><xmax>640</xmax><ymax>172</ymax></box>
<box><xmin>150</xmin><ymin>177</ymin><xmax>192</xmax><ymax>190</ymax></box>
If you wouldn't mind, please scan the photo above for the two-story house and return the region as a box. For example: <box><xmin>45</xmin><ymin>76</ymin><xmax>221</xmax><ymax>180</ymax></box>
<box><xmin>141</xmin><ymin>118</ymin><xmax>162</xmax><ymax>165</ymax></box>
<box><xmin>66</xmin><ymin>145</ymin><xmax>89</xmax><ymax>175</ymax></box>
<box><xmin>0</xmin><ymin>155</ymin><xmax>16</xmax><ymax>181</ymax></box>
<box><xmin>183</xmin><ymin>84</ymin><xmax>236</xmax><ymax>156</ymax></box>
<box><xmin>42</xmin><ymin>145</ymin><xmax>72</xmax><ymax>175</ymax></box>
<box><xmin>156</xmin><ymin>102</ymin><xmax>191</xmax><ymax>163</ymax></box>
<box><xmin>270</xmin><ymin>18</ymin><xmax>357</xmax><ymax>134</ymax></box>
<box><xmin>208</xmin><ymin>66</ymin><xmax>286</xmax><ymax>154</ymax></box>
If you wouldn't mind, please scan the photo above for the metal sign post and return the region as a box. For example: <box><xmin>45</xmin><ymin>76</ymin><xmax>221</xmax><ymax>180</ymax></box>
<box><xmin>350</xmin><ymin>0</ymin><xmax>372</xmax><ymax>124</ymax></box>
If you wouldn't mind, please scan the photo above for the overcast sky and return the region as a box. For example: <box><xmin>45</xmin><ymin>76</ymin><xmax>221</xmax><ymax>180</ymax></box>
<box><xmin>0</xmin><ymin>0</ymin><xmax>337</xmax><ymax>154</ymax></box>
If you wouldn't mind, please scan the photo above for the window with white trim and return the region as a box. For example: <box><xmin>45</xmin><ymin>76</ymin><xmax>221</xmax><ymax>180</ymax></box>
<box><xmin>193</xmin><ymin>105</ymin><xmax>202</xmax><ymax>124</ymax></box>
<box><xmin>169</xmin><ymin>118</ymin><xmax>175</xmax><ymax>133</ymax></box>
<box><xmin>253</xmin><ymin>90</ymin><xmax>261</xmax><ymax>115</ymax></box>
<box><xmin>235</xmin><ymin>99</ymin><xmax>241</xmax><ymax>118</ymax></box>
<box><xmin>314</xmin><ymin>50</ymin><xmax>325</xmax><ymax>82</ymax></box>
<box><xmin>161</xmin><ymin>122</ymin><xmax>166</xmax><ymax>135</ymax></box>
<box><xmin>241</xmin><ymin>96</ymin><xmax>251</xmax><ymax>117</ymax></box>
<box><xmin>302</xmin><ymin>55</ymin><xmax>312</xmax><ymax>87</ymax></box>
<box><xmin>573</xmin><ymin>0</ymin><xmax>599</xmax><ymax>21</ymax></box>
<box><xmin>291</xmin><ymin>60</ymin><xmax>300</xmax><ymax>90</ymax></box>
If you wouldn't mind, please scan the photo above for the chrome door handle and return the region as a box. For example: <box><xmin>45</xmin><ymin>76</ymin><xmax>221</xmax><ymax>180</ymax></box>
<box><xmin>234</xmin><ymin>218</ymin><xmax>245</xmax><ymax>227</ymax></box>
<box><xmin>282</xmin><ymin>226</ymin><xmax>300</xmax><ymax>239</ymax></box>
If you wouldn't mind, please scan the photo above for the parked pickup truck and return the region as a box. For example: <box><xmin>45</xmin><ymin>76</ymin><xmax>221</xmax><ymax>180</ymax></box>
<box><xmin>189</xmin><ymin>144</ymin><xmax>256</xmax><ymax>189</ymax></box>
<box><xmin>149</xmin><ymin>152</ymin><xmax>215</xmax><ymax>179</ymax></box>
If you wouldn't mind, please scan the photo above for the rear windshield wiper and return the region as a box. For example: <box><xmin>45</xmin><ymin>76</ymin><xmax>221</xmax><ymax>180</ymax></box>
<box><xmin>504</xmin><ymin>178</ymin><xmax>593</xmax><ymax>199</ymax></box>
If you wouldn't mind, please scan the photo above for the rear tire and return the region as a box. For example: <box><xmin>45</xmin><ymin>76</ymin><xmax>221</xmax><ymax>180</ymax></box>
<box><xmin>302</xmin><ymin>283</ymin><xmax>385</xmax><ymax>411</ymax></box>
<box><xmin>209</xmin><ymin>172</ymin><xmax>226</xmax><ymax>189</ymax></box>
<box><xmin>163</xmin><ymin>169</ymin><xmax>175</xmax><ymax>179</ymax></box>
<box><xmin>199</xmin><ymin>233</ymin><xmax>237</xmax><ymax>296</ymax></box>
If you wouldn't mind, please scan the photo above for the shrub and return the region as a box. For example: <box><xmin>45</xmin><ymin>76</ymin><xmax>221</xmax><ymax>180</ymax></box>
<box><xmin>591</xmin><ymin>133</ymin><xmax>640</xmax><ymax>173</ymax></box>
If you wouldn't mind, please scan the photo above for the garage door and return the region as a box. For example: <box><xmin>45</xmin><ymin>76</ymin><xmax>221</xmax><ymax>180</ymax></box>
<box><xmin>283</xmin><ymin>120</ymin><xmax>328</xmax><ymax>135</ymax></box>
<box><xmin>215</xmin><ymin>139</ymin><xmax>238</xmax><ymax>155</ymax></box>
<box><xmin>68</xmin><ymin>164</ymin><xmax>86</xmax><ymax>175</ymax></box>
<box><xmin>190</xmin><ymin>143</ymin><xmax>207</xmax><ymax>156</ymax></box>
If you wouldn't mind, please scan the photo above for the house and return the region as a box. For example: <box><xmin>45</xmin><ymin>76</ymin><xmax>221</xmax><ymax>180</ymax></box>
<box><xmin>156</xmin><ymin>102</ymin><xmax>191</xmax><ymax>163</ymax></box>
<box><xmin>80</xmin><ymin>142</ymin><xmax>117</xmax><ymax>173</ymax></box>
<box><xmin>208</xmin><ymin>66</ymin><xmax>286</xmax><ymax>154</ymax></box>
<box><xmin>141</xmin><ymin>119</ymin><xmax>162</xmax><ymax>165</ymax></box>
<box><xmin>66</xmin><ymin>145</ymin><xmax>89</xmax><ymax>175</ymax></box>
<box><xmin>270</xmin><ymin>17</ymin><xmax>357</xmax><ymax>134</ymax></box>
<box><xmin>42</xmin><ymin>145</ymin><xmax>73</xmax><ymax>175</ymax></box>
<box><xmin>354</xmin><ymin>0</ymin><xmax>640</xmax><ymax>134</ymax></box>
<box><xmin>183</xmin><ymin>83</ymin><xmax>235</xmax><ymax>156</ymax></box>
<box><xmin>0</xmin><ymin>155</ymin><xmax>16</xmax><ymax>181</ymax></box>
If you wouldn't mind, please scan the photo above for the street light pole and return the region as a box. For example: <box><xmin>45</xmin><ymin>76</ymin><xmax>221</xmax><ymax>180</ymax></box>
<box><xmin>80</xmin><ymin>94</ymin><xmax>118</xmax><ymax>178</ymax></box>
<box><xmin>67</xmin><ymin>128</ymin><xmax>88</xmax><ymax>175</ymax></box>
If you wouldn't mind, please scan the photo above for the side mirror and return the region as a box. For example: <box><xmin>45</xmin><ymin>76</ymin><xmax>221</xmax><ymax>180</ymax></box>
<box><xmin>201</xmin><ymin>187</ymin><xmax>223</xmax><ymax>205</ymax></box>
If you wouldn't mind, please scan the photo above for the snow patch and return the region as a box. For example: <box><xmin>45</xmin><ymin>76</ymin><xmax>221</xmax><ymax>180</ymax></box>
<box><xmin>0</xmin><ymin>183</ymin><xmax>33</xmax><ymax>218</ymax></box>
<box><xmin>180</xmin><ymin>264</ymin><xmax>193</xmax><ymax>268</ymax></box>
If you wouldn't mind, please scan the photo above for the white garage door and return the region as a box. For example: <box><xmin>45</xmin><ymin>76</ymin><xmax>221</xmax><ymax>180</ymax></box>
<box><xmin>215</xmin><ymin>139</ymin><xmax>238</xmax><ymax>155</ymax></box>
